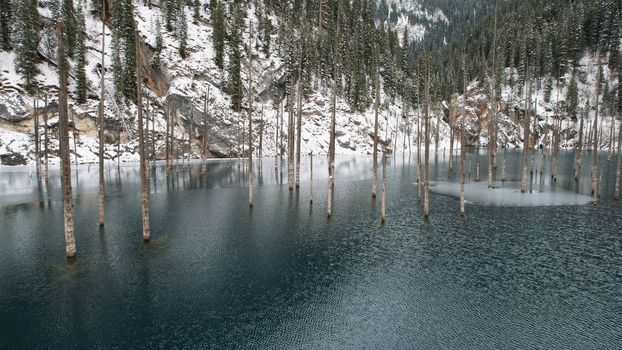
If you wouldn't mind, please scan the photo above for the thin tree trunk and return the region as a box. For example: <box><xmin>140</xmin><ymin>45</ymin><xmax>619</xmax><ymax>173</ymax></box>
<box><xmin>57</xmin><ymin>20</ymin><xmax>76</xmax><ymax>259</ymax></box>
<box><xmin>591</xmin><ymin>54</ymin><xmax>601</xmax><ymax>198</ymax></box>
<box><xmin>202</xmin><ymin>86</ymin><xmax>210</xmax><ymax>175</ymax></box>
<box><xmin>288</xmin><ymin>92</ymin><xmax>294</xmax><ymax>191</ymax></box>
<box><xmin>423</xmin><ymin>56</ymin><xmax>431</xmax><ymax>218</ymax></box>
<box><xmin>98</xmin><ymin>4</ymin><xmax>106</xmax><ymax>226</ymax></box>
<box><xmin>614</xmin><ymin>119</ymin><xmax>621</xmax><ymax>200</ymax></box>
<box><xmin>165</xmin><ymin>104</ymin><xmax>170</xmax><ymax>172</ymax></box>
<box><xmin>34</xmin><ymin>97</ymin><xmax>41</xmax><ymax>177</ymax></box>
<box><xmin>372</xmin><ymin>71</ymin><xmax>379</xmax><ymax>198</ymax></box>
<box><xmin>328</xmin><ymin>2</ymin><xmax>340</xmax><ymax>218</ymax></box>
<box><xmin>259</xmin><ymin>105</ymin><xmax>264</xmax><ymax>160</ymax></box>
<box><xmin>608</xmin><ymin>112</ymin><xmax>614</xmax><ymax>162</ymax></box>
<box><xmin>521</xmin><ymin>66</ymin><xmax>530</xmax><ymax>194</ymax></box>
<box><xmin>44</xmin><ymin>93</ymin><xmax>49</xmax><ymax>177</ymax></box>
<box><xmin>460</xmin><ymin>122</ymin><xmax>465</xmax><ymax>216</ymax></box>
<box><xmin>295</xmin><ymin>38</ymin><xmax>304</xmax><ymax>190</ymax></box>
<box><xmin>381</xmin><ymin>151</ymin><xmax>386</xmax><ymax>224</ymax></box>
<box><xmin>136</xmin><ymin>30</ymin><xmax>150</xmax><ymax>241</ymax></box>
<box><xmin>575</xmin><ymin>105</ymin><xmax>585</xmax><ymax>181</ymax></box>
<box><xmin>248</xmin><ymin>23</ymin><xmax>254</xmax><ymax>208</ymax></box>
<box><xmin>310</xmin><ymin>152</ymin><xmax>313</xmax><ymax>204</ymax></box>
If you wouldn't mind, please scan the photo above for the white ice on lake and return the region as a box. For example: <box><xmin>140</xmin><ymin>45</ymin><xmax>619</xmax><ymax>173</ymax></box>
<box><xmin>431</xmin><ymin>181</ymin><xmax>594</xmax><ymax>207</ymax></box>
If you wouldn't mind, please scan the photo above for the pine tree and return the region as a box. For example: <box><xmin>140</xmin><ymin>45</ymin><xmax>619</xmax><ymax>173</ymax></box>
<box><xmin>75</xmin><ymin>4</ymin><xmax>87</xmax><ymax>104</ymax></box>
<box><xmin>227</xmin><ymin>1</ymin><xmax>244</xmax><ymax>110</ymax></box>
<box><xmin>193</xmin><ymin>0</ymin><xmax>200</xmax><ymax>22</ymax></box>
<box><xmin>153</xmin><ymin>16</ymin><xmax>163</xmax><ymax>67</ymax></box>
<box><xmin>61</xmin><ymin>0</ymin><xmax>77</xmax><ymax>57</ymax></box>
<box><xmin>178</xmin><ymin>8</ymin><xmax>188</xmax><ymax>58</ymax></box>
<box><xmin>13</xmin><ymin>0</ymin><xmax>39</xmax><ymax>93</ymax></box>
<box><xmin>212</xmin><ymin>0</ymin><xmax>225</xmax><ymax>68</ymax></box>
<box><xmin>0</xmin><ymin>0</ymin><xmax>12</xmax><ymax>50</ymax></box>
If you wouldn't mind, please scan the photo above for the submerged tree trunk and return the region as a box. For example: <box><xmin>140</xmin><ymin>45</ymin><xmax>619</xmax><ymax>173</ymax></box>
<box><xmin>136</xmin><ymin>30</ymin><xmax>150</xmax><ymax>241</ymax></box>
<box><xmin>521</xmin><ymin>67</ymin><xmax>531</xmax><ymax>194</ymax></box>
<box><xmin>460</xmin><ymin>122</ymin><xmax>465</xmax><ymax>216</ymax></box>
<box><xmin>328</xmin><ymin>2</ymin><xmax>340</xmax><ymax>218</ymax></box>
<box><xmin>295</xmin><ymin>80</ymin><xmax>302</xmax><ymax>190</ymax></box>
<box><xmin>614</xmin><ymin>119</ymin><xmax>621</xmax><ymax>200</ymax></box>
<box><xmin>372</xmin><ymin>72</ymin><xmax>379</xmax><ymax>198</ymax></box>
<box><xmin>98</xmin><ymin>5</ymin><xmax>106</xmax><ymax>226</ymax></box>
<box><xmin>202</xmin><ymin>86</ymin><xmax>210</xmax><ymax>175</ymax></box>
<box><xmin>310</xmin><ymin>152</ymin><xmax>314</xmax><ymax>204</ymax></box>
<box><xmin>34</xmin><ymin>97</ymin><xmax>40</xmax><ymax>177</ymax></box>
<box><xmin>381</xmin><ymin>152</ymin><xmax>386</xmax><ymax>224</ymax></box>
<box><xmin>165</xmin><ymin>104</ymin><xmax>171</xmax><ymax>172</ymax></box>
<box><xmin>44</xmin><ymin>93</ymin><xmax>49</xmax><ymax>177</ymax></box>
<box><xmin>591</xmin><ymin>55</ymin><xmax>601</xmax><ymax>198</ymax></box>
<box><xmin>57</xmin><ymin>21</ymin><xmax>76</xmax><ymax>258</ymax></box>
<box><xmin>288</xmin><ymin>91</ymin><xmax>294</xmax><ymax>191</ymax></box>
<box><xmin>575</xmin><ymin>105</ymin><xmax>585</xmax><ymax>181</ymax></box>
<box><xmin>248</xmin><ymin>24</ymin><xmax>254</xmax><ymax>208</ymax></box>
<box><xmin>423</xmin><ymin>56</ymin><xmax>431</xmax><ymax>218</ymax></box>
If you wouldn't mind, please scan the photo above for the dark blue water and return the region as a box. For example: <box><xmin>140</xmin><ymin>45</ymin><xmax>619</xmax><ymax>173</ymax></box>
<box><xmin>1</xmin><ymin>151</ymin><xmax>621</xmax><ymax>349</ymax></box>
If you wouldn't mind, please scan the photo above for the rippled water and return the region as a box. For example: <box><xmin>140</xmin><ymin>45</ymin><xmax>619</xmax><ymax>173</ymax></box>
<box><xmin>1</xmin><ymin>150</ymin><xmax>621</xmax><ymax>349</ymax></box>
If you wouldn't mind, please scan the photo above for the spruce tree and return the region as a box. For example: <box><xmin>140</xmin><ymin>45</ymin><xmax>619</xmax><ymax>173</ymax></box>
<box><xmin>212</xmin><ymin>0</ymin><xmax>225</xmax><ymax>68</ymax></box>
<box><xmin>75</xmin><ymin>4</ymin><xmax>87</xmax><ymax>104</ymax></box>
<box><xmin>13</xmin><ymin>0</ymin><xmax>39</xmax><ymax>93</ymax></box>
<box><xmin>179</xmin><ymin>8</ymin><xmax>188</xmax><ymax>58</ymax></box>
<box><xmin>566</xmin><ymin>75</ymin><xmax>579</xmax><ymax>118</ymax></box>
<box><xmin>0</xmin><ymin>0</ymin><xmax>12</xmax><ymax>50</ymax></box>
<box><xmin>227</xmin><ymin>1</ymin><xmax>244</xmax><ymax>110</ymax></box>
<box><xmin>61</xmin><ymin>0</ymin><xmax>77</xmax><ymax>58</ymax></box>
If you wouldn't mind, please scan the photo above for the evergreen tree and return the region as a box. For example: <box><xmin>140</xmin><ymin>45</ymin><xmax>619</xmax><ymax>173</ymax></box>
<box><xmin>75</xmin><ymin>4</ymin><xmax>87</xmax><ymax>104</ymax></box>
<box><xmin>212</xmin><ymin>0</ymin><xmax>225</xmax><ymax>68</ymax></box>
<box><xmin>179</xmin><ymin>8</ymin><xmax>188</xmax><ymax>58</ymax></box>
<box><xmin>111</xmin><ymin>0</ymin><xmax>136</xmax><ymax>101</ymax></box>
<box><xmin>193</xmin><ymin>0</ymin><xmax>200</xmax><ymax>22</ymax></box>
<box><xmin>0</xmin><ymin>0</ymin><xmax>12</xmax><ymax>50</ymax></box>
<box><xmin>61</xmin><ymin>0</ymin><xmax>77</xmax><ymax>57</ymax></box>
<box><xmin>13</xmin><ymin>0</ymin><xmax>39</xmax><ymax>93</ymax></box>
<box><xmin>227</xmin><ymin>1</ymin><xmax>244</xmax><ymax>110</ymax></box>
<box><xmin>153</xmin><ymin>16</ymin><xmax>163</xmax><ymax>68</ymax></box>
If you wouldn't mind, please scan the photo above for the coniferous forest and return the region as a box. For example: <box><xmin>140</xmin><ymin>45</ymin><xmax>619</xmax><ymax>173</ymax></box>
<box><xmin>0</xmin><ymin>1</ymin><xmax>621</xmax><ymax>349</ymax></box>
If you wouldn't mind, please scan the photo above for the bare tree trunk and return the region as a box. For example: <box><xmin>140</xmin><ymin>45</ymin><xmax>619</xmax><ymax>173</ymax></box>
<box><xmin>591</xmin><ymin>54</ymin><xmax>601</xmax><ymax>198</ymax></box>
<box><xmin>44</xmin><ymin>93</ymin><xmax>49</xmax><ymax>177</ymax></box>
<box><xmin>460</xmin><ymin>122</ymin><xmax>465</xmax><ymax>216</ymax></box>
<box><xmin>328</xmin><ymin>2</ymin><xmax>340</xmax><ymax>218</ymax></box>
<box><xmin>551</xmin><ymin>77</ymin><xmax>560</xmax><ymax>182</ymax></box>
<box><xmin>476</xmin><ymin>162</ymin><xmax>480</xmax><ymax>182</ymax></box>
<box><xmin>575</xmin><ymin>105</ymin><xmax>585</xmax><ymax>181</ymax></box>
<box><xmin>310</xmin><ymin>152</ymin><xmax>313</xmax><ymax>204</ymax></box>
<box><xmin>448</xmin><ymin>103</ymin><xmax>454</xmax><ymax>171</ymax></box>
<box><xmin>34</xmin><ymin>97</ymin><xmax>41</xmax><ymax>177</ymax></box>
<box><xmin>372</xmin><ymin>71</ymin><xmax>379</xmax><ymax>198</ymax></box>
<box><xmin>248</xmin><ymin>24</ymin><xmax>254</xmax><ymax>208</ymax></box>
<box><xmin>136</xmin><ymin>30</ymin><xmax>150</xmax><ymax>241</ymax></box>
<box><xmin>57</xmin><ymin>21</ymin><xmax>76</xmax><ymax>259</ymax></box>
<box><xmin>434</xmin><ymin>109</ymin><xmax>439</xmax><ymax>156</ymax></box>
<box><xmin>381</xmin><ymin>151</ymin><xmax>386</xmax><ymax>224</ymax></box>
<box><xmin>614</xmin><ymin>119</ymin><xmax>621</xmax><ymax>200</ymax></box>
<box><xmin>608</xmin><ymin>112</ymin><xmax>614</xmax><ymax>162</ymax></box>
<box><xmin>259</xmin><ymin>105</ymin><xmax>264</xmax><ymax>160</ymax></box>
<box><xmin>279</xmin><ymin>101</ymin><xmax>284</xmax><ymax>165</ymax></box>
<box><xmin>489</xmin><ymin>5</ymin><xmax>498</xmax><ymax>176</ymax></box>
<box><xmin>165</xmin><ymin>104</ymin><xmax>171</xmax><ymax>172</ymax></box>
<box><xmin>98</xmin><ymin>5</ymin><xmax>106</xmax><ymax>226</ymax></box>
<box><xmin>295</xmin><ymin>39</ymin><xmax>304</xmax><ymax>190</ymax></box>
<box><xmin>202</xmin><ymin>86</ymin><xmax>210</xmax><ymax>175</ymax></box>
<box><xmin>288</xmin><ymin>92</ymin><xmax>294</xmax><ymax>191</ymax></box>
<box><xmin>423</xmin><ymin>56</ymin><xmax>431</xmax><ymax>218</ymax></box>
<box><xmin>521</xmin><ymin>65</ymin><xmax>531</xmax><ymax>193</ymax></box>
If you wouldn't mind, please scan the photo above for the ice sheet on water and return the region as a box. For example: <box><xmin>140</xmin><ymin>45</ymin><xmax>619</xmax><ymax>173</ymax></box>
<box><xmin>431</xmin><ymin>181</ymin><xmax>594</xmax><ymax>207</ymax></box>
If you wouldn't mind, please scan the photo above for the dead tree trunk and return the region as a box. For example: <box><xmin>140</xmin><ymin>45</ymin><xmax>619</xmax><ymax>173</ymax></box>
<box><xmin>34</xmin><ymin>97</ymin><xmax>41</xmax><ymax>177</ymax></box>
<box><xmin>423</xmin><ymin>56</ymin><xmax>431</xmax><ymax>218</ymax></box>
<box><xmin>381</xmin><ymin>151</ymin><xmax>387</xmax><ymax>224</ymax></box>
<box><xmin>591</xmin><ymin>54</ymin><xmax>601</xmax><ymax>198</ymax></box>
<box><xmin>98</xmin><ymin>5</ymin><xmax>106</xmax><ymax>226</ymax></box>
<box><xmin>202</xmin><ymin>86</ymin><xmax>210</xmax><ymax>175</ymax></box>
<box><xmin>575</xmin><ymin>104</ymin><xmax>585</xmax><ymax>181</ymax></box>
<box><xmin>247</xmin><ymin>23</ymin><xmax>254</xmax><ymax>208</ymax></box>
<box><xmin>57</xmin><ymin>20</ymin><xmax>76</xmax><ymax>259</ymax></box>
<box><xmin>136</xmin><ymin>29</ymin><xmax>150</xmax><ymax>241</ymax></box>
<box><xmin>460</xmin><ymin>122</ymin><xmax>465</xmax><ymax>216</ymax></box>
<box><xmin>310</xmin><ymin>152</ymin><xmax>314</xmax><ymax>204</ymax></box>
<box><xmin>614</xmin><ymin>118</ymin><xmax>621</xmax><ymax>200</ymax></box>
<box><xmin>288</xmin><ymin>91</ymin><xmax>294</xmax><ymax>191</ymax></box>
<box><xmin>295</xmin><ymin>40</ymin><xmax>304</xmax><ymax>190</ymax></box>
<box><xmin>328</xmin><ymin>2</ymin><xmax>340</xmax><ymax>218</ymax></box>
<box><xmin>259</xmin><ymin>105</ymin><xmax>264</xmax><ymax>160</ymax></box>
<box><xmin>44</xmin><ymin>93</ymin><xmax>49</xmax><ymax>177</ymax></box>
<box><xmin>372</xmin><ymin>71</ymin><xmax>379</xmax><ymax>198</ymax></box>
<box><xmin>521</xmin><ymin>65</ymin><xmax>531</xmax><ymax>194</ymax></box>
<box><xmin>165</xmin><ymin>103</ymin><xmax>171</xmax><ymax>172</ymax></box>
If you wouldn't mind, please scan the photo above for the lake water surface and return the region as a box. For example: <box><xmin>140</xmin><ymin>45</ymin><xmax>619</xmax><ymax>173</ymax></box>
<box><xmin>1</xmin><ymin>150</ymin><xmax>621</xmax><ymax>349</ymax></box>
